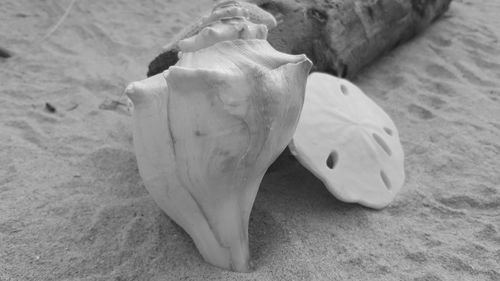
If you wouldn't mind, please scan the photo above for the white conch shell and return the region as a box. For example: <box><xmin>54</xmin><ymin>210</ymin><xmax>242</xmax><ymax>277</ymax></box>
<box><xmin>289</xmin><ymin>72</ymin><xmax>405</xmax><ymax>209</ymax></box>
<box><xmin>126</xmin><ymin>4</ymin><xmax>311</xmax><ymax>272</ymax></box>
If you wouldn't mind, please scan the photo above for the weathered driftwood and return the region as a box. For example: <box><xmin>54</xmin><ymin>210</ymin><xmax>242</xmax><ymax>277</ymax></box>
<box><xmin>147</xmin><ymin>0</ymin><xmax>452</xmax><ymax>78</ymax></box>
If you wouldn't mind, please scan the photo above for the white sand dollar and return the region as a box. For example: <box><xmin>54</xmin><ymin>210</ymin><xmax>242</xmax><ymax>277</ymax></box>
<box><xmin>289</xmin><ymin>72</ymin><xmax>405</xmax><ymax>209</ymax></box>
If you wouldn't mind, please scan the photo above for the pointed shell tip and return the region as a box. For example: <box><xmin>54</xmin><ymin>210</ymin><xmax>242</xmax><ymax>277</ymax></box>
<box><xmin>124</xmin><ymin>82</ymin><xmax>144</xmax><ymax>105</ymax></box>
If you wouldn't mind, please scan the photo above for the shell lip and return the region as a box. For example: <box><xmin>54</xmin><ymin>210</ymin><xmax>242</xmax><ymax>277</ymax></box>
<box><xmin>212</xmin><ymin>0</ymin><xmax>242</xmax><ymax>11</ymax></box>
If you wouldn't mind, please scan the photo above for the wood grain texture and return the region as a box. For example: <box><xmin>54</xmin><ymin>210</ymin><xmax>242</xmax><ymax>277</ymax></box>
<box><xmin>147</xmin><ymin>0</ymin><xmax>452</xmax><ymax>78</ymax></box>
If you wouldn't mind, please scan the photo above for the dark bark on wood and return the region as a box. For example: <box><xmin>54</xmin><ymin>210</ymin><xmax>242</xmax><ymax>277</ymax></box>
<box><xmin>148</xmin><ymin>49</ymin><xmax>178</xmax><ymax>77</ymax></box>
<box><xmin>147</xmin><ymin>0</ymin><xmax>452</xmax><ymax>78</ymax></box>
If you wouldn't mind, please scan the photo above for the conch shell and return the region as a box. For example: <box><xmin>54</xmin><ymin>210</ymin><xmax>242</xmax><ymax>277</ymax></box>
<box><xmin>290</xmin><ymin>72</ymin><xmax>405</xmax><ymax>209</ymax></box>
<box><xmin>125</xmin><ymin>2</ymin><xmax>311</xmax><ymax>272</ymax></box>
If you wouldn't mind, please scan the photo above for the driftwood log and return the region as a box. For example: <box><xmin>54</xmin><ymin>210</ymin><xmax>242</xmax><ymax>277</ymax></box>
<box><xmin>147</xmin><ymin>0</ymin><xmax>452</xmax><ymax>78</ymax></box>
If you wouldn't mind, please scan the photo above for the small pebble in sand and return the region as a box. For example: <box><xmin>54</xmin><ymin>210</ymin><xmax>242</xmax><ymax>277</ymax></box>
<box><xmin>0</xmin><ymin>46</ymin><xmax>12</xmax><ymax>58</ymax></box>
<box><xmin>45</xmin><ymin>102</ymin><xmax>57</xmax><ymax>113</ymax></box>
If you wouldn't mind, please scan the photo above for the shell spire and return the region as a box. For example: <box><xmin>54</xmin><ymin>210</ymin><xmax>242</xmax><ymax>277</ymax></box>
<box><xmin>162</xmin><ymin>1</ymin><xmax>276</xmax><ymax>51</ymax></box>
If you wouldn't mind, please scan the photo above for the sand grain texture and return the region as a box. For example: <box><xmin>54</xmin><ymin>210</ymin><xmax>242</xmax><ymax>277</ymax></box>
<box><xmin>1</xmin><ymin>0</ymin><xmax>499</xmax><ymax>280</ymax></box>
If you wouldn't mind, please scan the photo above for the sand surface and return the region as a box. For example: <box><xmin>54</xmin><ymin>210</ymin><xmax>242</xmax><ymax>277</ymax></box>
<box><xmin>1</xmin><ymin>0</ymin><xmax>499</xmax><ymax>280</ymax></box>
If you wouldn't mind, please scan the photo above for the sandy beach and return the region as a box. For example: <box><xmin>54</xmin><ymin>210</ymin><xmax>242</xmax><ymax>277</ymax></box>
<box><xmin>1</xmin><ymin>0</ymin><xmax>499</xmax><ymax>280</ymax></box>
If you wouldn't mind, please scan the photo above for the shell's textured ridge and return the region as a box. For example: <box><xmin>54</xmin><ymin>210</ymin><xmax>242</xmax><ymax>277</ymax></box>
<box><xmin>163</xmin><ymin>1</ymin><xmax>276</xmax><ymax>51</ymax></box>
<box><xmin>178</xmin><ymin>17</ymin><xmax>268</xmax><ymax>53</ymax></box>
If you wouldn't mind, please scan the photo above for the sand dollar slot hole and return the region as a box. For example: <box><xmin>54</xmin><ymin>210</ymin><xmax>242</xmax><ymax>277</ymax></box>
<box><xmin>380</xmin><ymin>170</ymin><xmax>392</xmax><ymax>190</ymax></box>
<box><xmin>373</xmin><ymin>133</ymin><xmax>392</xmax><ymax>156</ymax></box>
<box><xmin>326</xmin><ymin>150</ymin><xmax>338</xmax><ymax>169</ymax></box>
<box><xmin>384</xmin><ymin>127</ymin><xmax>393</xmax><ymax>136</ymax></box>
<box><xmin>340</xmin><ymin>84</ymin><xmax>349</xmax><ymax>95</ymax></box>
